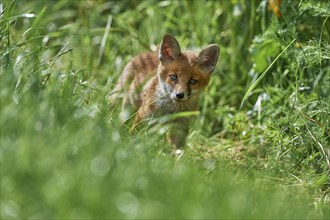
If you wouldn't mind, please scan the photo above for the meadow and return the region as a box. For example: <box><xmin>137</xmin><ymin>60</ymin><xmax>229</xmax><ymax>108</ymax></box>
<box><xmin>1</xmin><ymin>0</ymin><xmax>329</xmax><ymax>219</ymax></box>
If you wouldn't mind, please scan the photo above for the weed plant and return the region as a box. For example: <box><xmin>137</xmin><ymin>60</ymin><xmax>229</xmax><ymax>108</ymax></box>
<box><xmin>1</xmin><ymin>0</ymin><xmax>329</xmax><ymax>219</ymax></box>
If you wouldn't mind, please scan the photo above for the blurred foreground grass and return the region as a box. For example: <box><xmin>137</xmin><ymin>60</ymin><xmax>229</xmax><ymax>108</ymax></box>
<box><xmin>1</xmin><ymin>0</ymin><xmax>329</xmax><ymax>219</ymax></box>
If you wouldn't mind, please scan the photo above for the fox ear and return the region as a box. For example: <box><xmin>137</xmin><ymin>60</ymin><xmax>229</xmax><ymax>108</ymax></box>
<box><xmin>196</xmin><ymin>44</ymin><xmax>220</xmax><ymax>74</ymax></box>
<box><xmin>159</xmin><ymin>34</ymin><xmax>181</xmax><ymax>63</ymax></box>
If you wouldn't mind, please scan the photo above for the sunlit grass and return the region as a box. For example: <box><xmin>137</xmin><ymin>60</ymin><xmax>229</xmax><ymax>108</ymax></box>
<box><xmin>1</xmin><ymin>0</ymin><xmax>329</xmax><ymax>219</ymax></box>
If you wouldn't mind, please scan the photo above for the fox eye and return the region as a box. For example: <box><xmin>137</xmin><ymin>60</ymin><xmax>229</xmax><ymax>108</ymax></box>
<box><xmin>169</xmin><ymin>75</ymin><xmax>177</xmax><ymax>81</ymax></box>
<box><xmin>190</xmin><ymin>79</ymin><xmax>198</xmax><ymax>85</ymax></box>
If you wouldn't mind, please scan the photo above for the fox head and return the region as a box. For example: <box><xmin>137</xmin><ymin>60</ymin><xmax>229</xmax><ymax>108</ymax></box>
<box><xmin>157</xmin><ymin>34</ymin><xmax>220</xmax><ymax>103</ymax></box>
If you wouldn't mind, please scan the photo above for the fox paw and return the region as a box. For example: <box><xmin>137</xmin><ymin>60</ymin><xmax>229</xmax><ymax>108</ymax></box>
<box><xmin>174</xmin><ymin>149</ymin><xmax>184</xmax><ymax>160</ymax></box>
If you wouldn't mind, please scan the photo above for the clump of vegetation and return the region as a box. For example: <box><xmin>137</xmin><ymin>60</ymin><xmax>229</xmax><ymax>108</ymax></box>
<box><xmin>1</xmin><ymin>0</ymin><xmax>329</xmax><ymax>219</ymax></box>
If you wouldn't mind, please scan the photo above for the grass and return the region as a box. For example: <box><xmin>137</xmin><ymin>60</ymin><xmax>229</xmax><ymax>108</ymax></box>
<box><xmin>1</xmin><ymin>0</ymin><xmax>329</xmax><ymax>219</ymax></box>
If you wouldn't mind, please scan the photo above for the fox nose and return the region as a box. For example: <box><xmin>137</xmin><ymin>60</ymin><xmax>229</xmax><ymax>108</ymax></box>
<box><xmin>176</xmin><ymin>92</ymin><xmax>185</xmax><ymax>99</ymax></box>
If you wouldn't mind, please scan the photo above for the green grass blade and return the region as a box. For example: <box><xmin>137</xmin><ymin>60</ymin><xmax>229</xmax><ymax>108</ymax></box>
<box><xmin>240</xmin><ymin>38</ymin><xmax>296</xmax><ymax>108</ymax></box>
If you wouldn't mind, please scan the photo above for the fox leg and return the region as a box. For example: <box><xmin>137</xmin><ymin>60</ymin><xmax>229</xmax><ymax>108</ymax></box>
<box><xmin>130</xmin><ymin>99</ymin><xmax>156</xmax><ymax>131</ymax></box>
<box><xmin>130</xmin><ymin>113</ymin><xmax>142</xmax><ymax>132</ymax></box>
<box><xmin>130</xmin><ymin>105</ymin><xmax>148</xmax><ymax>132</ymax></box>
<box><xmin>167</xmin><ymin>119</ymin><xmax>189</xmax><ymax>150</ymax></box>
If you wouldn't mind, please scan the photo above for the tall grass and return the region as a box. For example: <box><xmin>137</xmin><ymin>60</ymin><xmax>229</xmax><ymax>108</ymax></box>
<box><xmin>1</xmin><ymin>0</ymin><xmax>329</xmax><ymax>219</ymax></box>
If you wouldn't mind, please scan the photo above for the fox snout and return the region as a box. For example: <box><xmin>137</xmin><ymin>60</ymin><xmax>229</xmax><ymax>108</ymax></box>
<box><xmin>171</xmin><ymin>91</ymin><xmax>189</xmax><ymax>102</ymax></box>
<box><xmin>175</xmin><ymin>92</ymin><xmax>185</xmax><ymax>100</ymax></box>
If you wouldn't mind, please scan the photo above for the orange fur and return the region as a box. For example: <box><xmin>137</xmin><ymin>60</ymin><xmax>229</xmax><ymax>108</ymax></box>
<box><xmin>111</xmin><ymin>34</ymin><xmax>220</xmax><ymax>150</ymax></box>
<box><xmin>268</xmin><ymin>0</ymin><xmax>281</xmax><ymax>17</ymax></box>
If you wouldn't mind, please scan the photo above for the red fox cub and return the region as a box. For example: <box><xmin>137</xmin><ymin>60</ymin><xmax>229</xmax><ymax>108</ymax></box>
<box><xmin>112</xmin><ymin>34</ymin><xmax>220</xmax><ymax>153</ymax></box>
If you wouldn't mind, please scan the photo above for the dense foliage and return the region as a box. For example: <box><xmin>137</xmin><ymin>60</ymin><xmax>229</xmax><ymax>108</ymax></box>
<box><xmin>1</xmin><ymin>0</ymin><xmax>329</xmax><ymax>219</ymax></box>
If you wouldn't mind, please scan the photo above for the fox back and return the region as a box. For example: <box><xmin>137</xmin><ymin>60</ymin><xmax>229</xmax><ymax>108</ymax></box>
<box><xmin>111</xmin><ymin>34</ymin><xmax>220</xmax><ymax>152</ymax></box>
